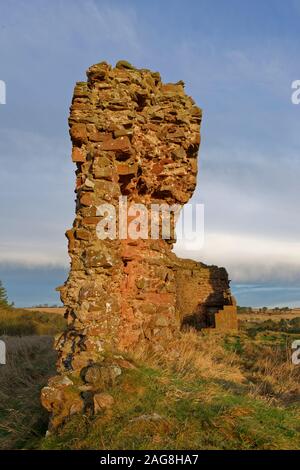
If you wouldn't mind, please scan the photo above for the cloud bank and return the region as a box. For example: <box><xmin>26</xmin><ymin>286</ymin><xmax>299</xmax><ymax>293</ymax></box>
<box><xmin>0</xmin><ymin>0</ymin><xmax>300</xmax><ymax>298</ymax></box>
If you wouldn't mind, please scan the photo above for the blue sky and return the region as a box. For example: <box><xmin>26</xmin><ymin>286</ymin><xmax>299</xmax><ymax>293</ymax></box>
<box><xmin>0</xmin><ymin>0</ymin><xmax>300</xmax><ymax>306</ymax></box>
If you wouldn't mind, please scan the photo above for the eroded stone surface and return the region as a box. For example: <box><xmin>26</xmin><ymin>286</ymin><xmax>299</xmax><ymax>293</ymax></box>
<box><xmin>41</xmin><ymin>60</ymin><xmax>237</xmax><ymax>428</ymax></box>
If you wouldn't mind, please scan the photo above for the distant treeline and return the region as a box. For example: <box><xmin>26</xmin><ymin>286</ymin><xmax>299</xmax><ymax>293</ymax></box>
<box><xmin>31</xmin><ymin>304</ymin><xmax>62</xmax><ymax>308</ymax></box>
<box><xmin>237</xmin><ymin>306</ymin><xmax>297</xmax><ymax>314</ymax></box>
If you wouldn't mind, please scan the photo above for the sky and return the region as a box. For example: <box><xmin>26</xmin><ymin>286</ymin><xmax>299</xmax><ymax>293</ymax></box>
<box><xmin>0</xmin><ymin>0</ymin><xmax>300</xmax><ymax>307</ymax></box>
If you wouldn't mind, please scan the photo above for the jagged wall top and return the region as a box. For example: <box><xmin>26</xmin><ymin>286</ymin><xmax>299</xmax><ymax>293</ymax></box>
<box><xmin>69</xmin><ymin>60</ymin><xmax>202</xmax><ymax>208</ymax></box>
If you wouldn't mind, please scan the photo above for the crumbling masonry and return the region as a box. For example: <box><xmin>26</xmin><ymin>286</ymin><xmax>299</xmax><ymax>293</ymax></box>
<box><xmin>41</xmin><ymin>61</ymin><xmax>237</xmax><ymax>428</ymax></box>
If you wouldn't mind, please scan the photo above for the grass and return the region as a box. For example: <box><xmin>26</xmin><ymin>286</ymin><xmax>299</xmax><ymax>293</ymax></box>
<box><xmin>0</xmin><ymin>305</ymin><xmax>65</xmax><ymax>449</ymax></box>
<box><xmin>0</xmin><ymin>335</ymin><xmax>57</xmax><ymax>449</ymax></box>
<box><xmin>0</xmin><ymin>306</ymin><xmax>66</xmax><ymax>336</ymax></box>
<box><xmin>0</xmin><ymin>306</ymin><xmax>299</xmax><ymax>450</ymax></box>
<box><xmin>42</xmin><ymin>328</ymin><xmax>300</xmax><ymax>450</ymax></box>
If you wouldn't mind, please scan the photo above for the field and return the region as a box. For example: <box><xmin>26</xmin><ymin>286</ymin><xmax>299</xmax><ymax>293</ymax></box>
<box><xmin>0</xmin><ymin>305</ymin><xmax>299</xmax><ymax>450</ymax></box>
<box><xmin>23</xmin><ymin>307</ymin><xmax>66</xmax><ymax>315</ymax></box>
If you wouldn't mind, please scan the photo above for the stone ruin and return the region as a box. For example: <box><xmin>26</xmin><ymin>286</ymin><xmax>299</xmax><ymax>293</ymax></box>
<box><xmin>41</xmin><ymin>60</ymin><xmax>238</xmax><ymax>428</ymax></box>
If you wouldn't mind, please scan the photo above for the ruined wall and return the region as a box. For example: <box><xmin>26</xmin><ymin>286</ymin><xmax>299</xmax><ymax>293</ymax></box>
<box><xmin>41</xmin><ymin>61</ymin><xmax>237</xmax><ymax>428</ymax></box>
<box><xmin>174</xmin><ymin>259</ymin><xmax>234</xmax><ymax>329</ymax></box>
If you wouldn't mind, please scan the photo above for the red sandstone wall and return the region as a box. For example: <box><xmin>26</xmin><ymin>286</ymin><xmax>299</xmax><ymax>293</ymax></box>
<box><xmin>41</xmin><ymin>61</ymin><xmax>237</xmax><ymax>429</ymax></box>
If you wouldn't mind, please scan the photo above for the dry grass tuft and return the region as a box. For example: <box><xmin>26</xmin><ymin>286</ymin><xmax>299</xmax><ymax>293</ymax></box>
<box><xmin>245</xmin><ymin>344</ymin><xmax>300</xmax><ymax>404</ymax></box>
<box><xmin>135</xmin><ymin>329</ymin><xmax>245</xmax><ymax>384</ymax></box>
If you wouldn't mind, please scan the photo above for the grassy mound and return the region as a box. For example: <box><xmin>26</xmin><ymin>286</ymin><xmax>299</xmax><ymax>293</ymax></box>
<box><xmin>42</xmin><ymin>328</ymin><xmax>300</xmax><ymax>450</ymax></box>
<box><xmin>0</xmin><ymin>309</ymin><xmax>299</xmax><ymax>450</ymax></box>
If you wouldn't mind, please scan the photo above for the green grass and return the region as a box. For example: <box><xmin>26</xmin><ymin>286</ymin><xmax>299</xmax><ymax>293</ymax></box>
<box><xmin>243</xmin><ymin>317</ymin><xmax>300</xmax><ymax>339</ymax></box>
<box><xmin>41</xmin><ymin>365</ymin><xmax>300</xmax><ymax>450</ymax></box>
<box><xmin>0</xmin><ymin>307</ymin><xmax>299</xmax><ymax>450</ymax></box>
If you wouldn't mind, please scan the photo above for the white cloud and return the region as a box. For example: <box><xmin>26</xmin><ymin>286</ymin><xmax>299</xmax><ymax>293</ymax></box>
<box><xmin>0</xmin><ymin>241</ymin><xmax>69</xmax><ymax>268</ymax></box>
<box><xmin>175</xmin><ymin>231</ymin><xmax>300</xmax><ymax>283</ymax></box>
<box><xmin>1</xmin><ymin>0</ymin><xmax>300</xmax><ymax>295</ymax></box>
